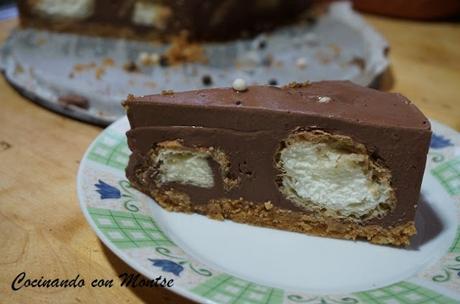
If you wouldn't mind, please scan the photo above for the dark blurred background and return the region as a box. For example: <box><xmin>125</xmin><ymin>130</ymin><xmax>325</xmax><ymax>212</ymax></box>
<box><xmin>1</xmin><ymin>0</ymin><xmax>460</xmax><ymax>22</ymax></box>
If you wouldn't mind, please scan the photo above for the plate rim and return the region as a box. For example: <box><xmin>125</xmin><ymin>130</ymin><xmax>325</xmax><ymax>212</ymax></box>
<box><xmin>77</xmin><ymin>116</ymin><xmax>460</xmax><ymax>303</ymax></box>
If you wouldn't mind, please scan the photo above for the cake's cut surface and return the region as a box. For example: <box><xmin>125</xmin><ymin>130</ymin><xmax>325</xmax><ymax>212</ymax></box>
<box><xmin>124</xmin><ymin>81</ymin><xmax>431</xmax><ymax>246</ymax></box>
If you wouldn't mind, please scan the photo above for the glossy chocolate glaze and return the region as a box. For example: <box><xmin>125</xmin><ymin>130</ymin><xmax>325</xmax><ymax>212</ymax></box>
<box><xmin>125</xmin><ymin>81</ymin><xmax>431</xmax><ymax>227</ymax></box>
<box><xmin>127</xmin><ymin>81</ymin><xmax>429</xmax><ymax>130</ymax></box>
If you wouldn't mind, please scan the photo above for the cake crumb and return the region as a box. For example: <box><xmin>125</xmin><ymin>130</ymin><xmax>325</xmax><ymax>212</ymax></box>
<box><xmin>284</xmin><ymin>81</ymin><xmax>310</xmax><ymax>89</ymax></box>
<box><xmin>102</xmin><ymin>57</ymin><xmax>115</xmax><ymax>66</ymax></box>
<box><xmin>58</xmin><ymin>94</ymin><xmax>89</xmax><ymax>109</ymax></box>
<box><xmin>164</xmin><ymin>31</ymin><xmax>207</xmax><ymax>65</ymax></box>
<box><xmin>72</xmin><ymin>59</ymin><xmax>114</xmax><ymax>79</ymax></box>
<box><xmin>329</xmin><ymin>44</ymin><xmax>341</xmax><ymax>57</ymax></box>
<box><xmin>349</xmin><ymin>57</ymin><xmax>366</xmax><ymax>71</ymax></box>
<box><xmin>161</xmin><ymin>90</ymin><xmax>175</xmax><ymax>96</ymax></box>
<box><xmin>95</xmin><ymin>66</ymin><xmax>105</xmax><ymax>79</ymax></box>
<box><xmin>316</xmin><ymin>51</ymin><xmax>332</xmax><ymax>65</ymax></box>
<box><xmin>264</xmin><ymin>202</ymin><xmax>273</xmax><ymax>210</ymax></box>
<box><xmin>123</xmin><ymin>61</ymin><xmax>139</xmax><ymax>73</ymax></box>
<box><xmin>73</xmin><ymin>62</ymin><xmax>97</xmax><ymax>73</ymax></box>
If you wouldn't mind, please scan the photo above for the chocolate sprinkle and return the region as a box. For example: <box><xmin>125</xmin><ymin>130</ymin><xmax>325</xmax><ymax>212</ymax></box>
<box><xmin>258</xmin><ymin>40</ymin><xmax>267</xmax><ymax>49</ymax></box>
<box><xmin>202</xmin><ymin>75</ymin><xmax>213</xmax><ymax>86</ymax></box>
<box><xmin>268</xmin><ymin>79</ymin><xmax>278</xmax><ymax>86</ymax></box>
<box><xmin>159</xmin><ymin>55</ymin><xmax>169</xmax><ymax>67</ymax></box>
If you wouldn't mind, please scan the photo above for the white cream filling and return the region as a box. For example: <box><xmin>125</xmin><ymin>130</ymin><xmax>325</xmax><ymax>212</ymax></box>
<box><xmin>33</xmin><ymin>0</ymin><xmax>94</xmax><ymax>19</ymax></box>
<box><xmin>279</xmin><ymin>141</ymin><xmax>391</xmax><ymax>217</ymax></box>
<box><xmin>155</xmin><ymin>149</ymin><xmax>214</xmax><ymax>188</ymax></box>
<box><xmin>131</xmin><ymin>2</ymin><xmax>171</xmax><ymax>29</ymax></box>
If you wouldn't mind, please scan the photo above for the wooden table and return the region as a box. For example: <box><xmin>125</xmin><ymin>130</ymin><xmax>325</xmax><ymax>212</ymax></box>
<box><xmin>1</xmin><ymin>15</ymin><xmax>459</xmax><ymax>303</ymax></box>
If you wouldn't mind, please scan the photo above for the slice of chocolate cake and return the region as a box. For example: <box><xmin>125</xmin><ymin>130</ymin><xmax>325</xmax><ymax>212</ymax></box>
<box><xmin>18</xmin><ymin>0</ymin><xmax>311</xmax><ymax>41</ymax></box>
<box><xmin>124</xmin><ymin>81</ymin><xmax>431</xmax><ymax>246</ymax></box>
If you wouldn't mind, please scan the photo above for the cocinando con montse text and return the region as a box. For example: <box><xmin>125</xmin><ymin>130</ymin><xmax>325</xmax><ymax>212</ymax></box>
<box><xmin>11</xmin><ymin>272</ymin><xmax>174</xmax><ymax>291</ymax></box>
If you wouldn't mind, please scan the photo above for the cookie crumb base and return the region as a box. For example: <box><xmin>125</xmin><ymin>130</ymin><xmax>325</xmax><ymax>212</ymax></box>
<box><xmin>149</xmin><ymin>188</ymin><xmax>415</xmax><ymax>247</ymax></box>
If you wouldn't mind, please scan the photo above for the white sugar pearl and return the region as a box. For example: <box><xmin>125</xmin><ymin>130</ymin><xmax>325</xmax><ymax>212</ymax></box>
<box><xmin>138</xmin><ymin>52</ymin><xmax>160</xmax><ymax>65</ymax></box>
<box><xmin>232</xmin><ymin>78</ymin><xmax>247</xmax><ymax>92</ymax></box>
<box><xmin>138</xmin><ymin>52</ymin><xmax>150</xmax><ymax>65</ymax></box>
<box><xmin>296</xmin><ymin>57</ymin><xmax>307</xmax><ymax>69</ymax></box>
<box><xmin>149</xmin><ymin>53</ymin><xmax>160</xmax><ymax>64</ymax></box>
<box><xmin>317</xmin><ymin>96</ymin><xmax>331</xmax><ymax>103</ymax></box>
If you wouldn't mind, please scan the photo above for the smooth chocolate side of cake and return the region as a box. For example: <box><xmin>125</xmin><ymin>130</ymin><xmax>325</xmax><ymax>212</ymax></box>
<box><xmin>124</xmin><ymin>81</ymin><xmax>431</xmax><ymax>246</ymax></box>
<box><xmin>18</xmin><ymin>0</ymin><xmax>311</xmax><ymax>41</ymax></box>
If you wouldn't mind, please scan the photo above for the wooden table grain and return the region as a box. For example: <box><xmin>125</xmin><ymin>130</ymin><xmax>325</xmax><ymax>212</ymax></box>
<box><xmin>1</xmin><ymin>15</ymin><xmax>459</xmax><ymax>304</ymax></box>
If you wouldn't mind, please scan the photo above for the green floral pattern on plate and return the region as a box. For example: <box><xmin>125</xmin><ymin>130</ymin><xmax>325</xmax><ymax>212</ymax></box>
<box><xmin>431</xmin><ymin>157</ymin><xmax>460</xmax><ymax>196</ymax></box>
<box><xmin>450</xmin><ymin>227</ymin><xmax>460</xmax><ymax>253</ymax></box>
<box><xmin>286</xmin><ymin>295</ymin><xmax>358</xmax><ymax>303</ymax></box>
<box><xmin>354</xmin><ymin>281</ymin><xmax>457</xmax><ymax>303</ymax></box>
<box><xmin>87</xmin><ymin>130</ymin><xmax>129</xmax><ymax>171</ymax></box>
<box><xmin>88</xmin><ymin>207</ymin><xmax>173</xmax><ymax>249</ymax></box>
<box><xmin>192</xmin><ymin>274</ymin><xmax>284</xmax><ymax>304</ymax></box>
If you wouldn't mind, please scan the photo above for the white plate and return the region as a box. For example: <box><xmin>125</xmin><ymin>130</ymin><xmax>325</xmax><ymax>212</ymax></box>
<box><xmin>78</xmin><ymin>117</ymin><xmax>460</xmax><ymax>304</ymax></box>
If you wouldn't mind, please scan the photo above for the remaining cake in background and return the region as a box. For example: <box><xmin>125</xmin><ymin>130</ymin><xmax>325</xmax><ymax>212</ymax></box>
<box><xmin>17</xmin><ymin>0</ymin><xmax>312</xmax><ymax>41</ymax></box>
<box><xmin>123</xmin><ymin>81</ymin><xmax>431</xmax><ymax>246</ymax></box>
